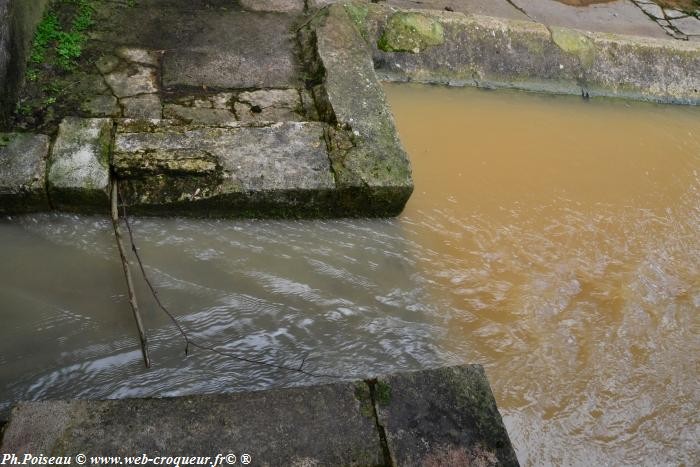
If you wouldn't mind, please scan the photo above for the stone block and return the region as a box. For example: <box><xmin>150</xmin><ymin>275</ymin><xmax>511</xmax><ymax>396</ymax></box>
<box><xmin>113</xmin><ymin>120</ymin><xmax>336</xmax><ymax>217</ymax></box>
<box><xmin>239</xmin><ymin>0</ymin><xmax>304</xmax><ymax>12</ymax></box>
<box><xmin>122</xmin><ymin>94</ymin><xmax>162</xmax><ymax>119</ymax></box>
<box><xmin>312</xmin><ymin>4</ymin><xmax>414</xmax><ymax>215</ymax></box>
<box><xmin>0</xmin><ymin>133</ymin><xmax>50</xmax><ymax>213</ymax></box>
<box><xmin>0</xmin><ymin>383</ymin><xmax>384</xmax><ymax>465</ymax></box>
<box><xmin>374</xmin><ymin>365</ymin><xmax>519</xmax><ymax>466</ymax></box>
<box><xmin>161</xmin><ymin>12</ymin><xmax>301</xmax><ymax>89</ymax></box>
<box><xmin>47</xmin><ymin>118</ymin><xmax>112</xmax><ymax>213</ymax></box>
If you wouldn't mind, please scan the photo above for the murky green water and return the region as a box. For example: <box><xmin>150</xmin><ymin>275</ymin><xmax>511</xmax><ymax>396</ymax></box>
<box><xmin>1</xmin><ymin>84</ymin><xmax>699</xmax><ymax>465</ymax></box>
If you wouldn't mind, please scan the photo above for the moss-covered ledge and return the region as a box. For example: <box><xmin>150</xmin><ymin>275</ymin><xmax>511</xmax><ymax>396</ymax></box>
<box><xmin>299</xmin><ymin>3</ymin><xmax>414</xmax><ymax>217</ymax></box>
<box><xmin>349</xmin><ymin>1</ymin><xmax>700</xmax><ymax>104</ymax></box>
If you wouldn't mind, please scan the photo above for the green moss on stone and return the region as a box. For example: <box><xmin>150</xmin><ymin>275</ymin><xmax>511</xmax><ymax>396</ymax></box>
<box><xmin>550</xmin><ymin>27</ymin><xmax>596</xmax><ymax>68</ymax></box>
<box><xmin>378</xmin><ymin>12</ymin><xmax>444</xmax><ymax>53</ymax></box>
<box><xmin>354</xmin><ymin>382</ymin><xmax>374</xmax><ymax>419</ymax></box>
<box><xmin>344</xmin><ymin>3</ymin><xmax>369</xmax><ymax>40</ymax></box>
<box><xmin>374</xmin><ymin>380</ymin><xmax>391</xmax><ymax>407</ymax></box>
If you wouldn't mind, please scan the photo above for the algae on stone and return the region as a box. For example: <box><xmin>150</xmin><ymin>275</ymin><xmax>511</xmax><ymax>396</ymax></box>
<box><xmin>378</xmin><ymin>12</ymin><xmax>445</xmax><ymax>53</ymax></box>
<box><xmin>0</xmin><ymin>132</ymin><xmax>50</xmax><ymax>213</ymax></box>
<box><xmin>551</xmin><ymin>27</ymin><xmax>596</xmax><ymax>68</ymax></box>
<box><xmin>48</xmin><ymin>117</ymin><xmax>112</xmax><ymax>212</ymax></box>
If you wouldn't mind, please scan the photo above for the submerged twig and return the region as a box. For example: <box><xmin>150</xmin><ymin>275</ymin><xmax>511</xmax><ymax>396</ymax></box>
<box><xmin>110</xmin><ymin>180</ymin><xmax>150</xmax><ymax>368</ymax></box>
<box><xmin>118</xmin><ymin>188</ymin><xmax>340</xmax><ymax>379</ymax></box>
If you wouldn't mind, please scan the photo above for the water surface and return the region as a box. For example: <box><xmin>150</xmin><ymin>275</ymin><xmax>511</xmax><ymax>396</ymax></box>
<box><xmin>1</xmin><ymin>84</ymin><xmax>699</xmax><ymax>466</ymax></box>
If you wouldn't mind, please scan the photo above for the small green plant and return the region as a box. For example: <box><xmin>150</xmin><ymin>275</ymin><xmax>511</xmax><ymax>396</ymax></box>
<box><xmin>27</xmin><ymin>0</ymin><xmax>96</xmax><ymax>73</ymax></box>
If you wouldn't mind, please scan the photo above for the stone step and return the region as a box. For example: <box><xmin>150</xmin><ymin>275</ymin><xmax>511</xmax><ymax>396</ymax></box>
<box><xmin>0</xmin><ymin>365</ymin><xmax>519</xmax><ymax>466</ymax></box>
<box><xmin>113</xmin><ymin>120</ymin><xmax>337</xmax><ymax>217</ymax></box>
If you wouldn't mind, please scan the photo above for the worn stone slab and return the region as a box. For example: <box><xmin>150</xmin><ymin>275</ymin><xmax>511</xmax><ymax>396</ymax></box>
<box><xmin>355</xmin><ymin>2</ymin><xmax>700</xmax><ymax>104</ymax></box>
<box><xmin>385</xmin><ymin>0</ymin><xmax>530</xmax><ymax>21</ymax></box>
<box><xmin>81</xmin><ymin>95</ymin><xmax>121</xmax><ymax>117</ymax></box>
<box><xmin>374</xmin><ymin>365</ymin><xmax>519</xmax><ymax>466</ymax></box>
<box><xmin>0</xmin><ymin>133</ymin><xmax>50</xmax><ymax>213</ymax></box>
<box><xmin>113</xmin><ymin>121</ymin><xmax>336</xmax><ymax>217</ymax></box>
<box><xmin>672</xmin><ymin>16</ymin><xmax>700</xmax><ymax>36</ymax></box>
<box><xmin>306</xmin><ymin>4</ymin><xmax>414</xmax><ymax>216</ymax></box>
<box><xmin>162</xmin><ymin>11</ymin><xmax>301</xmax><ymax>89</ymax></box>
<box><xmin>163</xmin><ymin>104</ymin><xmax>236</xmax><ymax>125</ymax></box>
<box><xmin>512</xmin><ymin>0</ymin><xmax>668</xmax><ymax>38</ymax></box>
<box><xmin>1</xmin><ymin>383</ymin><xmax>384</xmax><ymax>465</ymax></box>
<box><xmin>104</xmin><ymin>64</ymin><xmax>159</xmax><ymax>98</ymax></box>
<box><xmin>240</xmin><ymin>0</ymin><xmax>304</xmax><ymax>13</ymax></box>
<box><xmin>235</xmin><ymin>89</ymin><xmax>304</xmax><ymax>123</ymax></box>
<box><xmin>47</xmin><ymin>118</ymin><xmax>112</xmax><ymax>212</ymax></box>
<box><xmin>122</xmin><ymin>94</ymin><xmax>162</xmax><ymax>119</ymax></box>
<box><xmin>1</xmin><ymin>366</ymin><xmax>517</xmax><ymax>465</ymax></box>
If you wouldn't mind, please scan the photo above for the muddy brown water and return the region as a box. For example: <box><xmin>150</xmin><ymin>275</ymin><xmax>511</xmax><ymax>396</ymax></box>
<box><xmin>1</xmin><ymin>84</ymin><xmax>699</xmax><ymax>465</ymax></box>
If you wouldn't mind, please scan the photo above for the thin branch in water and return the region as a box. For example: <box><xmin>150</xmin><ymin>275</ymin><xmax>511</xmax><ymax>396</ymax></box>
<box><xmin>117</xmin><ymin>186</ymin><xmax>341</xmax><ymax>379</ymax></box>
<box><xmin>110</xmin><ymin>180</ymin><xmax>150</xmax><ymax>368</ymax></box>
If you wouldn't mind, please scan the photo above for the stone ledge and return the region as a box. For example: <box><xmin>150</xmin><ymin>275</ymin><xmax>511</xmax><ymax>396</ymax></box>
<box><xmin>301</xmin><ymin>3</ymin><xmax>415</xmax><ymax>217</ymax></box>
<box><xmin>47</xmin><ymin>118</ymin><xmax>112</xmax><ymax>214</ymax></box>
<box><xmin>353</xmin><ymin>1</ymin><xmax>700</xmax><ymax>104</ymax></box>
<box><xmin>0</xmin><ymin>132</ymin><xmax>50</xmax><ymax>214</ymax></box>
<box><xmin>0</xmin><ymin>365</ymin><xmax>518</xmax><ymax>466</ymax></box>
<box><xmin>113</xmin><ymin>120</ymin><xmax>338</xmax><ymax>217</ymax></box>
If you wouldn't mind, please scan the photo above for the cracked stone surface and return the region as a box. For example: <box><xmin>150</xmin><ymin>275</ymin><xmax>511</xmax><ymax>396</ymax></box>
<box><xmin>104</xmin><ymin>65</ymin><xmax>159</xmax><ymax>98</ymax></box>
<box><xmin>0</xmin><ymin>366</ymin><xmax>516</xmax><ymax>466</ymax></box>
<box><xmin>0</xmin><ymin>133</ymin><xmax>50</xmax><ymax>213</ymax></box>
<box><xmin>235</xmin><ymin>89</ymin><xmax>304</xmax><ymax>123</ymax></box>
<box><xmin>81</xmin><ymin>95</ymin><xmax>120</xmax><ymax>117</ymax></box>
<box><xmin>631</xmin><ymin>0</ymin><xmax>700</xmax><ymax>39</ymax></box>
<box><xmin>510</xmin><ymin>0</ymin><xmax>668</xmax><ymax>38</ymax></box>
<box><xmin>672</xmin><ymin>15</ymin><xmax>700</xmax><ymax>35</ymax></box>
<box><xmin>163</xmin><ymin>104</ymin><xmax>236</xmax><ymax>125</ymax></box>
<box><xmin>239</xmin><ymin>0</ymin><xmax>304</xmax><ymax>12</ymax></box>
<box><xmin>113</xmin><ymin>120</ymin><xmax>337</xmax><ymax>216</ymax></box>
<box><xmin>121</xmin><ymin>94</ymin><xmax>162</xmax><ymax>119</ymax></box>
<box><xmin>374</xmin><ymin>366</ymin><xmax>518</xmax><ymax>466</ymax></box>
<box><xmin>0</xmin><ymin>383</ymin><xmax>383</xmax><ymax>465</ymax></box>
<box><xmin>161</xmin><ymin>11</ymin><xmax>301</xmax><ymax>89</ymax></box>
<box><xmin>384</xmin><ymin>0</ymin><xmax>530</xmax><ymax>21</ymax></box>
<box><xmin>115</xmin><ymin>46</ymin><xmax>160</xmax><ymax>67</ymax></box>
<box><xmin>47</xmin><ymin>118</ymin><xmax>112</xmax><ymax>212</ymax></box>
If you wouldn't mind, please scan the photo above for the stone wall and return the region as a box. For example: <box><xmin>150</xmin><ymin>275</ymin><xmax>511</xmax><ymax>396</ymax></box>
<box><xmin>0</xmin><ymin>0</ymin><xmax>49</xmax><ymax>126</ymax></box>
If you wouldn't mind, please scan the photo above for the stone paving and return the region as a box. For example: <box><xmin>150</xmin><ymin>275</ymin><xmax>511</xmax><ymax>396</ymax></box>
<box><xmin>1</xmin><ymin>0</ymin><xmax>698</xmax><ymax>217</ymax></box>
<box><xmin>368</xmin><ymin>0</ymin><xmax>700</xmax><ymax>41</ymax></box>
<box><xmin>0</xmin><ymin>366</ymin><xmax>519</xmax><ymax>466</ymax></box>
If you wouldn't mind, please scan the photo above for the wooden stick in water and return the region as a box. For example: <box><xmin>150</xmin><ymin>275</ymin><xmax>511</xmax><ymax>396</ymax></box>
<box><xmin>110</xmin><ymin>180</ymin><xmax>151</xmax><ymax>368</ymax></box>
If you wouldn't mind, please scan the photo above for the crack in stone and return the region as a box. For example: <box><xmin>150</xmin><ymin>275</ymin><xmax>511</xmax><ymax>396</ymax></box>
<box><xmin>366</xmin><ymin>379</ymin><xmax>394</xmax><ymax>467</ymax></box>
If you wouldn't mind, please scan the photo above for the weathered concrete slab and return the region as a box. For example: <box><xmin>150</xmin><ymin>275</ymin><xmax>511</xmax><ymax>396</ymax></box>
<box><xmin>47</xmin><ymin>118</ymin><xmax>112</xmax><ymax>213</ymax></box>
<box><xmin>1</xmin><ymin>383</ymin><xmax>384</xmax><ymax>465</ymax></box>
<box><xmin>374</xmin><ymin>366</ymin><xmax>519</xmax><ymax>466</ymax></box>
<box><xmin>354</xmin><ymin>2</ymin><xmax>700</xmax><ymax>104</ymax></box>
<box><xmin>0</xmin><ymin>133</ymin><xmax>50</xmax><ymax>213</ymax></box>
<box><xmin>0</xmin><ymin>366</ymin><xmax>517</xmax><ymax>466</ymax></box>
<box><xmin>511</xmin><ymin>0</ymin><xmax>668</xmax><ymax>38</ymax></box>
<box><xmin>304</xmin><ymin>4</ymin><xmax>414</xmax><ymax>216</ymax></box>
<box><xmin>384</xmin><ymin>0</ymin><xmax>531</xmax><ymax>21</ymax></box>
<box><xmin>235</xmin><ymin>89</ymin><xmax>305</xmax><ymax>123</ymax></box>
<box><xmin>240</xmin><ymin>0</ymin><xmax>304</xmax><ymax>13</ymax></box>
<box><xmin>162</xmin><ymin>12</ymin><xmax>302</xmax><ymax>89</ymax></box>
<box><xmin>113</xmin><ymin>121</ymin><xmax>337</xmax><ymax>217</ymax></box>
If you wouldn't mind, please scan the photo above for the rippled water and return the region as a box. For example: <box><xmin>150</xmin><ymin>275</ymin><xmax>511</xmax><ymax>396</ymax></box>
<box><xmin>1</xmin><ymin>84</ymin><xmax>699</xmax><ymax>465</ymax></box>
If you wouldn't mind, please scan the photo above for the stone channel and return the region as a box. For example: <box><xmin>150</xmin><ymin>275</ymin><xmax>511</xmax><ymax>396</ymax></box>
<box><xmin>1</xmin><ymin>0</ymin><xmax>698</xmax><ymax>218</ymax></box>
